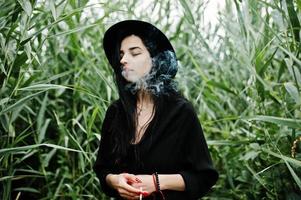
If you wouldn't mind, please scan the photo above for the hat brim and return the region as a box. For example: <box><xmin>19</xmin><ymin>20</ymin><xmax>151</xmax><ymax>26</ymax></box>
<box><xmin>103</xmin><ymin>20</ymin><xmax>175</xmax><ymax>69</ymax></box>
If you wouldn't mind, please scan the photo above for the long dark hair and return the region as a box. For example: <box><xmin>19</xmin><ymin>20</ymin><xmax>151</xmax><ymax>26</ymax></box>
<box><xmin>109</xmin><ymin>26</ymin><xmax>180</xmax><ymax>166</ymax></box>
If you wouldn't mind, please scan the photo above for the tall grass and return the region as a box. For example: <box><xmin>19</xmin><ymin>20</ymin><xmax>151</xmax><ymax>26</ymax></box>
<box><xmin>0</xmin><ymin>0</ymin><xmax>300</xmax><ymax>199</ymax></box>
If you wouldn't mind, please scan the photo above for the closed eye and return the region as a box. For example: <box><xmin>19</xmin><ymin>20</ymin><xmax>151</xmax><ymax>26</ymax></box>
<box><xmin>132</xmin><ymin>52</ymin><xmax>141</xmax><ymax>56</ymax></box>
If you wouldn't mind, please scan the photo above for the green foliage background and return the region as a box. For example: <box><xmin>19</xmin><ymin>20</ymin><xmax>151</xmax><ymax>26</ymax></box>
<box><xmin>1</xmin><ymin>0</ymin><xmax>301</xmax><ymax>199</ymax></box>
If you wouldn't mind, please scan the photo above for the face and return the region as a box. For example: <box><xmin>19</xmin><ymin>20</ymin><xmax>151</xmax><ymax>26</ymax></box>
<box><xmin>119</xmin><ymin>35</ymin><xmax>152</xmax><ymax>83</ymax></box>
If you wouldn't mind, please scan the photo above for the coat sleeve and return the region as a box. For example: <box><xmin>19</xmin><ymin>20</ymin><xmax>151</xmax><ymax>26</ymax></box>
<box><xmin>93</xmin><ymin>103</ymin><xmax>119</xmax><ymax>197</ymax></box>
<box><xmin>178</xmin><ymin>102</ymin><xmax>218</xmax><ymax>199</ymax></box>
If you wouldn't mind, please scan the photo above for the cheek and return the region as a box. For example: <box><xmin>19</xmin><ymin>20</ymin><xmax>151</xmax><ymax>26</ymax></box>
<box><xmin>143</xmin><ymin>58</ymin><xmax>152</xmax><ymax>73</ymax></box>
<box><xmin>133</xmin><ymin>58</ymin><xmax>152</xmax><ymax>75</ymax></box>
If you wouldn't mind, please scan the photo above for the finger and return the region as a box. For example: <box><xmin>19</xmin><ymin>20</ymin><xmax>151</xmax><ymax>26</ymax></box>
<box><xmin>120</xmin><ymin>195</ymin><xmax>135</xmax><ymax>200</ymax></box>
<box><xmin>124</xmin><ymin>173</ymin><xmax>139</xmax><ymax>183</ymax></box>
<box><xmin>131</xmin><ymin>182</ymin><xmax>143</xmax><ymax>188</ymax></box>
<box><xmin>121</xmin><ymin>182</ymin><xmax>142</xmax><ymax>194</ymax></box>
<box><xmin>119</xmin><ymin>187</ymin><xmax>139</xmax><ymax>196</ymax></box>
<box><xmin>120</xmin><ymin>194</ymin><xmax>135</xmax><ymax>200</ymax></box>
<box><xmin>129</xmin><ymin>185</ymin><xmax>150</xmax><ymax>197</ymax></box>
<box><xmin>120</xmin><ymin>174</ymin><xmax>136</xmax><ymax>185</ymax></box>
<box><xmin>120</xmin><ymin>192</ymin><xmax>135</xmax><ymax>199</ymax></box>
<box><xmin>127</xmin><ymin>194</ymin><xmax>141</xmax><ymax>200</ymax></box>
<box><xmin>134</xmin><ymin>176</ymin><xmax>142</xmax><ymax>183</ymax></box>
<box><xmin>131</xmin><ymin>195</ymin><xmax>140</xmax><ymax>200</ymax></box>
<box><xmin>119</xmin><ymin>190</ymin><xmax>138</xmax><ymax>199</ymax></box>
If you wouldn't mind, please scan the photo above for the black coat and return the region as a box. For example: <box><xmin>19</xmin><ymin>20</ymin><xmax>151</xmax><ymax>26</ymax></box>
<box><xmin>93</xmin><ymin>95</ymin><xmax>218</xmax><ymax>199</ymax></box>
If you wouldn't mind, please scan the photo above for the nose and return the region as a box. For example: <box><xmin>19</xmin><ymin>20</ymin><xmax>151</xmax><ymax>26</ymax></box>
<box><xmin>120</xmin><ymin>54</ymin><xmax>128</xmax><ymax>66</ymax></box>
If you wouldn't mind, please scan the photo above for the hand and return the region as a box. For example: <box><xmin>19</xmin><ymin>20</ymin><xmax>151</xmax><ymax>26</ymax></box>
<box><xmin>106</xmin><ymin>173</ymin><xmax>146</xmax><ymax>199</ymax></box>
<box><xmin>131</xmin><ymin>175</ymin><xmax>157</xmax><ymax>196</ymax></box>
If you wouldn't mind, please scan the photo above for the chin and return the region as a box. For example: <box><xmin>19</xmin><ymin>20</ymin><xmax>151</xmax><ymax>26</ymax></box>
<box><xmin>125</xmin><ymin>76</ymin><xmax>140</xmax><ymax>83</ymax></box>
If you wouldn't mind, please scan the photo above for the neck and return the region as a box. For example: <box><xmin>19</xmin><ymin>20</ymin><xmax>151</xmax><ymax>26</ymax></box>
<box><xmin>137</xmin><ymin>90</ymin><xmax>153</xmax><ymax>107</ymax></box>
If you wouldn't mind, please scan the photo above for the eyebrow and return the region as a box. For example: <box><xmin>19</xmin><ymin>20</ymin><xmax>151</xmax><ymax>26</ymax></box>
<box><xmin>120</xmin><ymin>46</ymin><xmax>142</xmax><ymax>53</ymax></box>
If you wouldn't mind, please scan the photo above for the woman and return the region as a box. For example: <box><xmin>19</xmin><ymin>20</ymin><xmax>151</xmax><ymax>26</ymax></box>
<box><xmin>93</xmin><ymin>20</ymin><xmax>218</xmax><ymax>200</ymax></box>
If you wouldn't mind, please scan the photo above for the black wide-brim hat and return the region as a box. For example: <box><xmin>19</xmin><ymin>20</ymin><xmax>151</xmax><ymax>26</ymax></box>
<box><xmin>103</xmin><ymin>20</ymin><xmax>176</xmax><ymax>69</ymax></box>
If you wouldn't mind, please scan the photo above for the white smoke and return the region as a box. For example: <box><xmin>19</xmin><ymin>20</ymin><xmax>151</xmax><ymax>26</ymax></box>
<box><xmin>122</xmin><ymin>50</ymin><xmax>178</xmax><ymax>96</ymax></box>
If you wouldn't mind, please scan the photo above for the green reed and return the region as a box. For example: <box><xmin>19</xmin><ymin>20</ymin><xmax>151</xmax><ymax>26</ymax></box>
<box><xmin>0</xmin><ymin>0</ymin><xmax>300</xmax><ymax>199</ymax></box>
